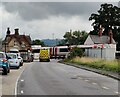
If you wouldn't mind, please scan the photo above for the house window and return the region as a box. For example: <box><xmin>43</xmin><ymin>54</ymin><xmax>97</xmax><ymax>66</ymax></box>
<box><xmin>14</xmin><ymin>41</ymin><xmax>18</xmax><ymax>46</ymax></box>
<box><xmin>21</xmin><ymin>42</ymin><xmax>26</xmax><ymax>48</ymax></box>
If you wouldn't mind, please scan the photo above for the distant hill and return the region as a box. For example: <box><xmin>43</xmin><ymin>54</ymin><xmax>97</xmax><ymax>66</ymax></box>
<box><xmin>42</xmin><ymin>39</ymin><xmax>62</xmax><ymax>46</ymax></box>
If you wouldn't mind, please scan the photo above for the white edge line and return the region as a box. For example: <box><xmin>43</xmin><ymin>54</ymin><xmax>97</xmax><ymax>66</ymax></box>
<box><xmin>114</xmin><ymin>91</ymin><xmax>119</xmax><ymax>94</ymax></box>
<box><xmin>84</xmin><ymin>79</ymin><xmax>89</xmax><ymax>82</ymax></box>
<box><xmin>14</xmin><ymin>66</ymin><xmax>27</xmax><ymax>96</ymax></box>
<box><xmin>21</xmin><ymin>90</ymin><xmax>24</xmax><ymax>94</ymax></box>
<box><xmin>92</xmin><ymin>82</ymin><xmax>97</xmax><ymax>85</ymax></box>
<box><xmin>102</xmin><ymin>86</ymin><xmax>109</xmax><ymax>90</ymax></box>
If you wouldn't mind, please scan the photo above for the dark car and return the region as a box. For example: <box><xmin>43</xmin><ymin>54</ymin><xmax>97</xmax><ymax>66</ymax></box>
<box><xmin>0</xmin><ymin>52</ymin><xmax>10</xmax><ymax>75</ymax></box>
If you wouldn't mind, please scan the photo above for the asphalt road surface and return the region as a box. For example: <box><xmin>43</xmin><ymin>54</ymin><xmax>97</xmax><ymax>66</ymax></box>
<box><xmin>16</xmin><ymin>59</ymin><xmax>119</xmax><ymax>96</ymax></box>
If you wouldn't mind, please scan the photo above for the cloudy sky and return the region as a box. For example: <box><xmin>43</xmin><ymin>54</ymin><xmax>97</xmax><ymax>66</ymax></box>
<box><xmin>0</xmin><ymin>1</ymin><xmax>119</xmax><ymax>40</ymax></box>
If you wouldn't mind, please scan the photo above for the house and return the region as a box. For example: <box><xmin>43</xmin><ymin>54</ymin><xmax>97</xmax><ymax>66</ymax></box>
<box><xmin>2</xmin><ymin>28</ymin><xmax>32</xmax><ymax>52</ymax></box>
<box><xmin>84</xmin><ymin>28</ymin><xmax>116</xmax><ymax>60</ymax></box>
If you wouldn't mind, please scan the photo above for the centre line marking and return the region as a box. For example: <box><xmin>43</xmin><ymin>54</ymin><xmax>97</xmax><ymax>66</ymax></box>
<box><xmin>102</xmin><ymin>86</ymin><xmax>109</xmax><ymax>90</ymax></box>
<box><xmin>92</xmin><ymin>82</ymin><xmax>97</xmax><ymax>85</ymax></box>
<box><xmin>84</xmin><ymin>79</ymin><xmax>89</xmax><ymax>82</ymax></box>
<box><xmin>21</xmin><ymin>79</ymin><xmax>24</xmax><ymax>82</ymax></box>
<box><xmin>21</xmin><ymin>90</ymin><xmax>24</xmax><ymax>94</ymax></box>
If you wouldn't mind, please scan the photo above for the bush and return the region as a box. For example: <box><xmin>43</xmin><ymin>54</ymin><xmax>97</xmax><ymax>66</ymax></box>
<box><xmin>69</xmin><ymin>47</ymin><xmax>84</xmax><ymax>58</ymax></box>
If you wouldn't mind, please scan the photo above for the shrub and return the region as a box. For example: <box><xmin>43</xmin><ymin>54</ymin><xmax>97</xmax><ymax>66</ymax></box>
<box><xmin>69</xmin><ymin>47</ymin><xmax>84</xmax><ymax>58</ymax></box>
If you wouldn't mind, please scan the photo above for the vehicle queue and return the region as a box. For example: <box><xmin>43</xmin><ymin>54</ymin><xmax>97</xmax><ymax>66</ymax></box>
<box><xmin>0</xmin><ymin>48</ymin><xmax>33</xmax><ymax>75</ymax></box>
<box><xmin>0</xmin><ymin>45</ymin><xmax>86</xmax><ymax>75</ymax></box>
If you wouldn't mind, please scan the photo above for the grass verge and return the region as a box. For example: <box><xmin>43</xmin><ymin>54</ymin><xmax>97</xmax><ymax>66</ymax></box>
<box><xmin>64</xmin><ymin>57</ymin><xmax>120</xmax><ymax>73</ymax></box>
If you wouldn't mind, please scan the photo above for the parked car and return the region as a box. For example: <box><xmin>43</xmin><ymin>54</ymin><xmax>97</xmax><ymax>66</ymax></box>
<box><xmin>6</xmin><ymin>53</ymin><xmax>21</xmax><ymax>69</ymax></box>
<box><xmin>0</xmin><ymin>52</ymin><xmax>10</xmax><ymax>75</ymax></box>
<box><xmin>9</xmin><ymin>48</ymin><xmax>23</xmax><ymax>66</ymax></box>
<box><xmin>17</xmin><ymin>55</ymin><xmax>23</xmax><ymax>66</ymax></box>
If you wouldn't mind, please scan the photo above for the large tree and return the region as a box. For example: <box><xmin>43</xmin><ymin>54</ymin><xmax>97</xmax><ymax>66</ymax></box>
<box><xmin>89</xmin><ymin>3</ymin><xmax>120</xmax><ymax>50</ymax></box>
<box><xmin>32</xmin><ymin>39</ymin><xmax>45</xmax><ymax>46</ymax></box>
<box><xmin>63</xmin><ymin>30</ymin><xmax>88</xmax><ymax>45</ymax></box>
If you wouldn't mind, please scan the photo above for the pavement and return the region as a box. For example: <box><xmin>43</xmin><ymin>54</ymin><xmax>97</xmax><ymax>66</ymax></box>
<box><xmin>1</xmin><ymin>62</ymin><xmax>30</xmax><ymax>95</ymax></box>
<box><xmin>59</xmin><ymin>61</ymin><xmax>120</xmax><ymax>81</ymax></box>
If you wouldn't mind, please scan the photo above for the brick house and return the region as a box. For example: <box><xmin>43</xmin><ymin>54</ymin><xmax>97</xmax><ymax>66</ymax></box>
<box><xmin>2</xmin><ymin>28</ymin><xmax>32</xmax><ymax>52</ymax></box>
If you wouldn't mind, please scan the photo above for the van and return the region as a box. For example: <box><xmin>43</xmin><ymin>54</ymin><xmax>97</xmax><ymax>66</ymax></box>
<box><xmin>39</xmin><ymin>48</ymin><xmax>50</xmax><ymax>62</ymax></box>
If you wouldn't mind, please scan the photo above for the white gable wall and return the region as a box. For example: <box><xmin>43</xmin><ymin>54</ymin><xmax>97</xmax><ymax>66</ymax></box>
<box><xmin>84</xmin><ymin>35</ymin><xmax>94</xmax><ymax>45</ymax></box>
<box><xmin>85</xmin><ymin>48</ymin><xmax>116</xmax><ymax>60</ymax></box>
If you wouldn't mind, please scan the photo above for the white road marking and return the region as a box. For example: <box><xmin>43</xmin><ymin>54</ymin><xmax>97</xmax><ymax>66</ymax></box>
<box><xmin>20</xmin><ymin>79</ymin><xmax>24</xmax><ymax>82</ymax></box>
<box><xmin>102</xmin><ymin>86</ymin><xmax>109</xmax><ymax>90</ymax></box>
<box><xmin>15</xmin><ymin>65</ymin><xmax>27</xmax><ymax>96</ymax></box>
<box><xmin>114</xmin><ymin>91</ymin><xmax>119</xmax><ymax>94</ymax></box>
<box><xmin>84</xmin><ymin>79</ymin><xmax>89</xmax><ymax>82</ymax></box>
<box><xmin>20</xmin><ymin>90</ymin><xmax>24</xmax><ymax>94</ymax></box>
<box><xmin>92</xmin><ymin>82</ymin><xmax>97</xmax><ymax>85</ymax></box>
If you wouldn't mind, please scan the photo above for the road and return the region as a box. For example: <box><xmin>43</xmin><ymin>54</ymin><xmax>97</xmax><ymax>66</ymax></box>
<box><xmin>16</xmin><ymin>59</ymin><xmax>119</xmax><ymax>96</ymax></box>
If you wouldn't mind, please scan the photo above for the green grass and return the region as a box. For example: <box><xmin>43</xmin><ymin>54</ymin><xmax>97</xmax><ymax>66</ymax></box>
<box><xmin>64</xmin><ymin>57</ymin><xmax>120</xmax><ymax>73</ymax></box>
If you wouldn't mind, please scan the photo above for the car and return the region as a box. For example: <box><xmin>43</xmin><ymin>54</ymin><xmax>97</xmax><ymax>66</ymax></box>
<box><xmin>18</xmin><ymin>55</ymin><xmax>23</xmax><ymax>66</ymax></box>
<box><xmin>9</xmin><ymin>48</ymin><xmax>23</xmax><ymax>66</ymax></box>
<box><xmin>7</xmin><ymin>53</ymin><xmax>21</xmax><ymax>69</ymax></box>
<box><xmin>0</xmin><ymin>52</ymin><xmax>10</xmax><ymax>75</ymax></box>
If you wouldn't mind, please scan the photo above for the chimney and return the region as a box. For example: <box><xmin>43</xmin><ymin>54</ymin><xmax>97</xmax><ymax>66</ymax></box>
<box><xmin>98</xmin><ymin>25</ymin><xmax>103</xmax><ymax>37</ymax></box>
<box><xmin>6</xmin><ymin>27</ymin><xmax>11</xmax><ymax>35</ymax></box>
<box><xmin>15</xmin><ymin>28</ymin><xmax>19</xmax><ymax>35</ymax></box>
<box><xmin>109</xmin><ymin>29</ymin><xmax>113</xmax><ymax>44</ymax></box>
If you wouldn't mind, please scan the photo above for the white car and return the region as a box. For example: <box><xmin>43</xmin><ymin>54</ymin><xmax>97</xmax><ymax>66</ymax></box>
<box><xmin>7</xmin><ymin>53</ymin><xmax>20</xmax><ymax>69</ymax></box>
<box><xmin>18</xmin><ymin>55</ymin><xmax>23</xmax><ymax>66</ymax></box>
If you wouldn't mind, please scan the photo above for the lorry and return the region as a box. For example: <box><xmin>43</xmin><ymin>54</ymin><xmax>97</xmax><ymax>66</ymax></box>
<box><xmin>32</xmin><ymin>45</ymin><xmax>42</xmax><ymax>60</ymax></box>
<box><xmin>39</xmin><ymin>48</ymin><xmax>50</xmax><ymax>62</ymax></box>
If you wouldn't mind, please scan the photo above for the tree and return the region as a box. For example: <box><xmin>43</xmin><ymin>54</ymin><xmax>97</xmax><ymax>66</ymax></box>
<box><xmin>57</xmin><ymin>39</ymin><xmax>66</xmax><ymax>46</ymax></box>
<box><xmin>73</xmin><ymin>30</ymin><xmax>88</xmax><ymax>45</ymax></box>
<box><xmin>32</xmin><ymin>39</ymin><xmax>45</xmax><ymax>46</ymax></box>
<box><xmin>89</xmin><ymin>3</ymin><xmax>120</xmax><ymax>50</ymax></box>
<box><xmin>69</xmin><ymin>47</ymin><xmax>84</xmax><ymax>58</ymax></box>
<box><xmin>63</xmin><ymin>30</ymin><xmax>88</xmax><ymax>45</ymax></box>
<box><xmin>63</xmin><ymin>30</ymin><xmax>73</xmax><ymax>45</ymax></box>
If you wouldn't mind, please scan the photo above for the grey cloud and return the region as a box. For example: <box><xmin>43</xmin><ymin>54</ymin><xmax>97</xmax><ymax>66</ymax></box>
<box><xmin>2</xmin><ymin>2</ymin><xmax>117</xmax><ymax>21</ymax></box>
